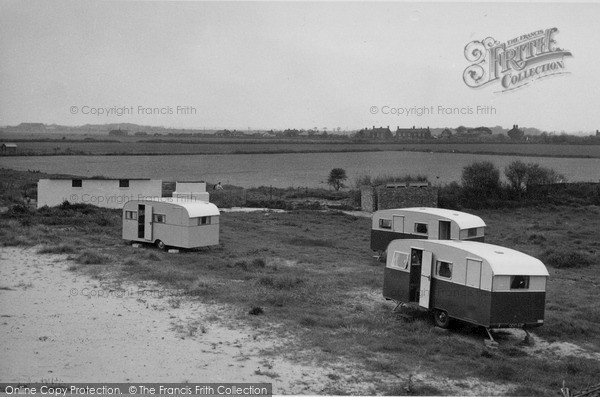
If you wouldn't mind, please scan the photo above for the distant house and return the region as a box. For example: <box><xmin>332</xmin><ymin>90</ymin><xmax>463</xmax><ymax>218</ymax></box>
<box><xmin>396</xmin><ymin>126</ymin><xmax>432</xmax><ymax>139</ymax></box>
<box><xmin>507</xmin><ymin>124</ymin><xmax>525</xmax><ymax>140</ymax></box>
<box><xmin>215</xmin><ymin>129</ymin><xmax>233</xmax><ymax>137</ymax></box>
<box><xmin>455</xmin><ymin>126</ymin><xmax>493</xmax><ymax>138</ymax></box>
<box><xmin>108</xmin><ymin>129</ymin><xmax>128</xmax><ymax>136</ymax></box>
<box><xmin>356</xmin><ymin>126</ymin><xmax>393</xmax><ymax>139</ymax></box>
<box><xmin>440</xmin><ymin>128</ymin><xmax>454</xmax><ymax>139</ymax></box>
<box><xmin>1</xmin><ymin>143</ymin><xmax>17</xmax><ymax>154</ymax></box>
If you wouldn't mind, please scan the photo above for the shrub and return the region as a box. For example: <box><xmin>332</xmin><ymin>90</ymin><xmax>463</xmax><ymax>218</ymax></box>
<box><xmin>76</xmin><ymin>250</ymin><xmax>110</xmax><ymax>265</ymax></box>
<box><xmin>258</xmin><ymin>275</ymin><xmax>305</xmax><ymax>290</ymax></box>
<box><xmin>123</xmin><ymin>258</ymin><xmax>141</xmax><ymax>267</ymax></box>
<box><xmin>461</xmin><ymin>161</ymin><xmax>501</xmax><ymax>199</ymax></box>
<box><xmin>5</xmin><ymin>204</ymin><xmax>32</xmax><ymax>218</ymax></box>
<box><xmin>145</xmin><ymin>252</ymin><xmax>162</xmax><ymax>261</ymax></box>
<box><xmin>37</xmin><ymin>244</ymin><xmax>77</xmax><ymax>254</ymax></box>
<box><xmin>327</xmin><ymin>168</ymin><xmax>347</xmax><ymax>191</ymax></box>
<box><xmin>251</xmin><ymin>258</ymin><xmax>266</xmax><ymax>268</ymax></box>
<box><xmin>540</xmin><ymin>249</ymin><xmax>595</xmax><ymax>268</ymax></box>
<box><xmin>248</xmin><ymin>306</ymin><xmax>264</xmax><ymax>315</ymax></box>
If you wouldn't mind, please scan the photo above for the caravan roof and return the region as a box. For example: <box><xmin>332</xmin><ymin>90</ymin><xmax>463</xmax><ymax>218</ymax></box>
<box><xmin>378</xmin><ymin>207</ymin><xmax>486</xmax><ymax>229</ymax></box>
<box><xmin>416</xmin><ymin>240</ymin><xmax>548</xmax><ymax>277</ymax></box>
<box><xmin>141</xmin><ymin>197</ymin><xmax>220</xmax><ymax>217</ymax></box>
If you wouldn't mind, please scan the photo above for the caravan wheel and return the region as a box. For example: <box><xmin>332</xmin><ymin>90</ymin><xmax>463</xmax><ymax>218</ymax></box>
<box><xmin>155</xmin><ymin>240</ymin><xmax>167</xmax><ymax>251</ymax></box>
<box><xmin>433</xmin><ymin>309</ymin><xmax>451</xmax><ymax>329</ymax></box>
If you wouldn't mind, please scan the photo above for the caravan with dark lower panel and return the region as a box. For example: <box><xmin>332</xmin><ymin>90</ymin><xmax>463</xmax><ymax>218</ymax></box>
<box><xmin>371</xmin><ymin>207</ymin><xmax>486</xmax><ymax>256</ymax></box>
<box><xmin>122</xmin><ymin>198</ymin><xmax>219</xmax><ymax>250</ymax></box>
<box><xmin>383</xmin><ymin>239</ymin><xmax>548</xmax><ymax>330</ymax></box>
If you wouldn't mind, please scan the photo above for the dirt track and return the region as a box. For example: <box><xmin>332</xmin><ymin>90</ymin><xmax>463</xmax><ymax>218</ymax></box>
<box><xmin>0</xmin><ymin>247</ymin><xmax>332</xmax><ymax>392</ymax></box>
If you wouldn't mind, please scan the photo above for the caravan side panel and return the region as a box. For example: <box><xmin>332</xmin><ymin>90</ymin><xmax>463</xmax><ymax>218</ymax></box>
<box><xmin>370</xmin><ymin>230</ymin><xmax>426</xmax><ymax>251</ymax></box>
<box><xmin>383</xmin><ymin>267</ymin><xmax>410</xmax><ymax>302</ymax></box>
<box><xmin>186</xmin><ymin>221</ymin><xmax>220</xmax><ymax>248</ymax></box>
<box><xmin>430</xmin><ymin>279</ymin><xmax>492</xmax><ymax>326</ymax></box>
<box><xmin>489</xmin><ymin>292</ymin><xmax>546</xmax><ymax>327</ymax></box>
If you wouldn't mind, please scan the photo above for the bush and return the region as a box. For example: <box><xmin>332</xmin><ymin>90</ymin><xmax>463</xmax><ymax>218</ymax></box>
<box><xmin>231</xmin><ymin>258</ymin><xmax>267</xmax><ymax>271</ymax></box>
<box><xmin>258</xmin><ymin>275</ymin><xmax>305</xmax><ymax>290</ymax></box>
<box><xmin>5</xmin><ymin>203</ymin><xmax>33</xmax><ymax>217</ymax></box>
<box><xmin>38</xmin><ymin>244</ymin><xmax>77</xmax><ymax>254</ymax></box>
<box><xmin>248</xmin><ymin>306</ymin><xmax>264</xmax><ymax>315</ymax></box>
<box><xmin>327</xmin><ymin>168</ymin><xmax>347</xmax><ymax>191</ymax></box>
<box><xmin>461</xmin><ymin>161</ymin><xmax>501</xmax><ymax>199</ymax></box>
<box><xmin>540</xmin><ymin>249</ymin><xmax>595</xmax><ymax>268</ymax></box>
<box><xmin>76</xmin><ymin>250</ymin><xmax>110</xmax><ymax>265</ymax></box>
<box><xmin>123</xmin><ymin>258</ymin><xmax>141</xmax><ymax>267</ymax></box>
<box><xmin>505</xmin><ymin>161</ymin><xmax>567</xmax><ymax>199</ymax></box>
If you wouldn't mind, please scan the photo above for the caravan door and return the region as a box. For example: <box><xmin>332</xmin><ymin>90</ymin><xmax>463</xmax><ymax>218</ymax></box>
<box><xmin>419</xmin><ymin>251</ymin><xmax>433</xmax><ymax>308</ymax></box>
<box><xmin>144</xmin><ymin>205</ymin><xmax>153</xmax><ymax>241</ymax></box>
<box><xmin>392</xmin><ymin>215</ymin><xmax>404</xmax><ymax>233</ymax></box>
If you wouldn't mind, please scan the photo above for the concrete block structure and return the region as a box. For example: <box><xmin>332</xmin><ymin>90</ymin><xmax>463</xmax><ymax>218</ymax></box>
<box><xmin>172</xmin><ymin>181</ymin><xmax>210</xmax><ymax>202</ymax></box>
<box><xmin>361</xmin><ymin>183</ymin><xmax>438</xmax><ymax>212</ymax></box>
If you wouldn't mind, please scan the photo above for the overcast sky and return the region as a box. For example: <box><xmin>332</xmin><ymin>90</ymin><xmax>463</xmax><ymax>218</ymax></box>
<box><xmin>1</xmin><ymin>1</ymin><xmax>598</xmax><ymax>133</ymax></box>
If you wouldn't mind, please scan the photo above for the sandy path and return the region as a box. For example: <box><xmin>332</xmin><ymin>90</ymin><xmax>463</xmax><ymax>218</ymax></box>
<box><xmin>0</xmin><ymin>247</ymin><xmax>327</xmax><ymax>392</ymax></box>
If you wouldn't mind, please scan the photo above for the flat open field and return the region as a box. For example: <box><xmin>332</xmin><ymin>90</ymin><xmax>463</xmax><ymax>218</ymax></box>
<box><xmin>1</xmin><ymin>201</ymin><xmax>599</xmax><ymax>395</ymax></box>
<box><xmin>1</xmin><ymin>133</ymin><xmax>600</xmax><ymax>158</ymax></box>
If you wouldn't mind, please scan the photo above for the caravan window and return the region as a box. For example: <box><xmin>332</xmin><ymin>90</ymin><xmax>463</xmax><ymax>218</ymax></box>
<box><xmin>153</xmin><ymin>214</ymin><xmax>166</xmax><ymax>223</ymax></box>
<box><xmin>72</xmin><ymin>179</ymin><xmax>82</xmax><ymax>188</ymax></box>
<box><xmin>391</xmin><ymin>251</ymin><xmax>409</xmax><ymax>270</ymax></box>
<box><xmin>125</xmin><ymin>210</ymin><xmax>137</xmax><ymax>220</ymax></box>
<box><xmin>414</xmin><ymin>223</ymin><xmax>428</xmax><ymax>234</ymax></box>
<box><xmin>119</xmin><ymin>179</ymin><xmax>130</xmax><ymax>188</ymax></box>
<box><xmin>467</xmin><ymin>228</ymin><xmax>478</xmax><ymax>237</ymax></box>
<box><xmin>510</xmin><ymin>275</ymin><xmax>530</xmax><ymax>289</ymax></box>
<box><xmin>436</xmin><ymin>261</ymin><xmax>453</xmax><ymax>279</ymax></box>
<box><xmin>379</xmin><ymin>219</ymin><xmax>392</xmax><ymax>229</ymax></box>
<box><xmin>198</xmin><ymin>216</ymin><xmax>211</xmax><ymax>225</ymax></box>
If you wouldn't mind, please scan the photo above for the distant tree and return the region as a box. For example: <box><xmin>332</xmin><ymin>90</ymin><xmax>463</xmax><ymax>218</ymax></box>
<box><xmin>508</xmin><ymin>128</ymin><xmax>525</xmax><ymax>140</ymax></box>
<box><xmin>525</xmin><ymin>164</ymin><xmax>565</xmax><ymax>191</ymax></box>
<box><xmin>505</xmin><ymin>161</ymin><xmax>566</xmax><ymax>199</ymax></box>
<box><xmin>327</xmin><ymin>168</ymin><xmax>347</xmax><ymax>191</ymax></box>
<box><xmin>456</xmin><ymin>126</ymin><xmax>468</xmax><ymax>135</ymax></box>
<box><xmin>461</xmin><ymin>161</ymin><xmax>501</xmax><ymax>198</ymax></box>
<box><xmin>505</xmin><ymin>160</ymin><xmax>529</xmax><ymax>198</ymax></box>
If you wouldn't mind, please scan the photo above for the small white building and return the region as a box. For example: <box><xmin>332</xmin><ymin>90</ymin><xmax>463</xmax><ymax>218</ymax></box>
<box><xmin>122</xmin><ymin>198</ymin><xmax>219</xmax><ymax>249</ymax></box>
<box><xmin>37</xmin><ymin>178</ymin><xmax>162</xmax><ymax>209</ymax></box>
<box><xmin>1</xmin><ymin>143</ymin><xmax>17</xmax><ymax>154</ymax></box>
<box><xmin>172</xmin><ymin>181</ymin><xmax>209</xmax><ymax>202</ymax></box>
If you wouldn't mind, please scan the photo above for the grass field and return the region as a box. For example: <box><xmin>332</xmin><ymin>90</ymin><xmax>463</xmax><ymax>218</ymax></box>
<box><xmin>2</xmin><ymin>199</ymin><xmax>599</xmax><ymax>395</ymax></box>
<box><xmin>2</xmin><ymin>135</ymin><xmax>600</xmax><ymax>158</ymax></box>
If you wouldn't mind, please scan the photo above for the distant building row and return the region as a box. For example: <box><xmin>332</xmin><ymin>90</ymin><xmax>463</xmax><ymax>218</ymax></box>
<box><xmin>356</xmin><ymin>126</ymin><xmax>432</xmax><ymax>140</ymax></box>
